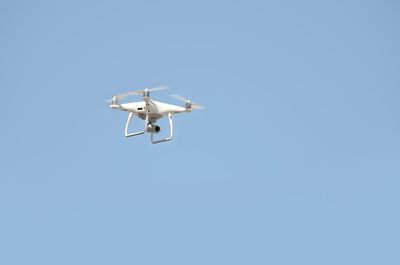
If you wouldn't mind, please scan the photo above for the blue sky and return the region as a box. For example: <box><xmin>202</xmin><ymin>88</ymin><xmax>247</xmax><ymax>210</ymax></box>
<box><xmin>1</xmin><ymin>0</ymin><xmax>399</xmax><ymax>264</ymax></box>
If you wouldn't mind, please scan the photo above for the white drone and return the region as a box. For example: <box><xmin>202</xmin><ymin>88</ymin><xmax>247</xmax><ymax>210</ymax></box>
<box><xmin>108</xmin><ymin>86</ymin><xmax>203</xmax><ymax>144</ymax></box>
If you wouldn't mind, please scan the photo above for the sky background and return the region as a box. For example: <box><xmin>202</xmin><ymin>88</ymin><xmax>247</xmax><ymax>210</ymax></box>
<box><xmin>1</xmin><ymin>0</ymin><xmax>399</xmax><ymax>264</ymax></box>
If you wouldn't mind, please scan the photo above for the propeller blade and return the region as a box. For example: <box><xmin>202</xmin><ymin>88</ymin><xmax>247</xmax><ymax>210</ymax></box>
<box><xmin>171</xmin><ymin>94</ymin><xmax>188</xmax><ymax>102</ymax></box>
<box><xmin>191</xmin><ymin>103</ymin><xmax>204</xmax><ymax>110</ymax></box>
<box><xmin>149</xmin><ymin>85</ymin><xmax>169</xmax><ymax>92</ymax></box>
<box><xmin>171</xmin><ymin>94</ymin><xmax>204</xmax><ymax>109</ymax></box>
<box><xmin>112</xmin><ymin>86</ymin><xmax>169</xmax><ymax>101</ymax></box>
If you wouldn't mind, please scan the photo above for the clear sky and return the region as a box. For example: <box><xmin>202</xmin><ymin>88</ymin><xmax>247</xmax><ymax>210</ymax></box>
<box><xmin>1</xmin><ymin>0</ymin><xmax>399</xmax><ymax>264</ymax></box>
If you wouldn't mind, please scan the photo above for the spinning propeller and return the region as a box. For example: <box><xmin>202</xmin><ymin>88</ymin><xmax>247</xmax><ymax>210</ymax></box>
<box><xmin>107</xmin><ymin>86</ymin><xmax>168</xmax><ymax>102</ymax></box>
<box><xmin>171</xmin><ymin>94</ymin><xmax>204</xmax><ymax>110</ymax></box>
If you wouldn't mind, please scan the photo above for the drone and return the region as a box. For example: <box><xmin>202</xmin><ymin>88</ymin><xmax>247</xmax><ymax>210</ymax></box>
<box><xmin>108</xmin><ymin>86</ymin><xmax>203</xmax><ymax>144</ymax></box>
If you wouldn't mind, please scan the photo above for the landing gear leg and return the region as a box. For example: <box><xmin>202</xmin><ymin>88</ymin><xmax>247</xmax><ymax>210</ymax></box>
<box><xmin>124</xmin><ymin>112</ymin><xmax>146</xmax><ymax>137</ymax></box>
<box><xmin>151</xmin><ymin>113</ymin><xmax>173</xmax><ymax>144</ymax></box>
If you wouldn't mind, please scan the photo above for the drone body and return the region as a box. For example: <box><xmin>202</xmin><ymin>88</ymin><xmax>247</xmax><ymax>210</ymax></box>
<box><xmin>108</xmin><ymin>87</ymin><xmax>202</xmax><ymax>144</ymax></box>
